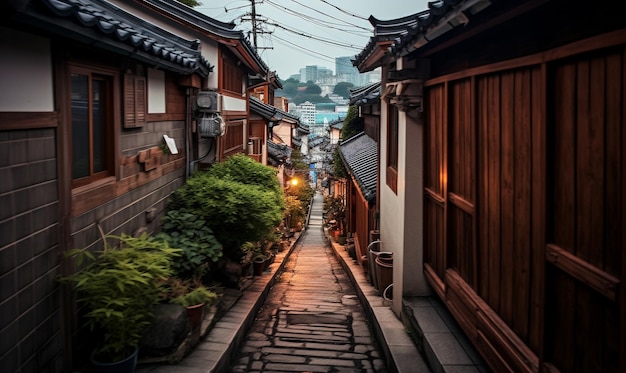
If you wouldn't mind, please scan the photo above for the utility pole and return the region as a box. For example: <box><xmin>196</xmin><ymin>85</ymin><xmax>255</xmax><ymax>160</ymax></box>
<box><xmin>250</xmin><ymin>0</ymin><xmax>258</xmax><ymax>48</ymax></box>
<box><xmin>241</xmin><ymin>0</ymin><xmax>273</xmax><ymax>51</ymax></box>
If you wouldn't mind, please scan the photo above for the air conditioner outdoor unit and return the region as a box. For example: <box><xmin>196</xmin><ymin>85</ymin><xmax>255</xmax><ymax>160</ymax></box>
<box><xmin>195</xmin><ymin>91</ymin><xmax>220</xmax><ymax>113</ymax></box>
<box><xmin>197</xmin><ymin>113</ymin><xmax>225</xmax><ymax>137</ymax></box>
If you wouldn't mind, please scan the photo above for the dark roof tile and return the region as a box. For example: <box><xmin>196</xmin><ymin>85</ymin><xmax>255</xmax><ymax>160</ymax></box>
<box><xmin>37</xmin><ymin>0</ymin><xmax>212</xmax><ymax>76</ymax></box>
<box><xmin>349</xmin><ymin>82</ymin><xmax>381</xmax><ymax>106</ymax></box>
<box><xmin>339</xmin><ymin>132</ymin><xmax>377</xmax><ymax>203</ymax></box>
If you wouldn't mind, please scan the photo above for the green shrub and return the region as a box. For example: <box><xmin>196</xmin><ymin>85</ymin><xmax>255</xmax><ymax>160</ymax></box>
<box><xmin>169</xmin><ymin>171</ymin><xmax>284</xmax><ymax>261</ymax></box>
<box><xmin>170</xmin><ymin>285</ymin><xmax>218</xmax><ymax>308</ymax></box>
<box><xmin>60</xmin><ymin>234</ymin><xmax>180</xmax><ymax>362</ymax></box>
<box><xmin>285</xmin><ymin>175</ymin><xmax>314</xmax><ymax>213</ymax></box>
<box><xmin>207</xmin><ymin>153</ymin><xmax>283</xmax><ymax>197</ymax></box>
<box><xmin>155</xmin><ymin>210</ymin><xmax>223</xmax><ymax>280</ymax></box>
<box><xmin>284</xmin><ymin>195</ymin><xmax>306</xmax><ymax>229</ymax></box>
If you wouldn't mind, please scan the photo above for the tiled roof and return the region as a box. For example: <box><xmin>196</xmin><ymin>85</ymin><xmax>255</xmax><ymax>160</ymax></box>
<box><xmin>352</xmin><ymin>12</ymin><xmax>425</xmax><ymax>71</ymax></box>
<box><xmin>308</xmin><ymin>135</ymin><xmax>327</xmax><ymax>148</ymax></box>
<box><xmin>297</xmin><ymin>123</ymin><xmax>310</xmax><ymax>134</ymax></box>
<box><xmin>250</xmin><ymin>96</ymin><xmax>301</xmax><ymax>123</ymax></box>
<box><xmin>268</xmin><ymin>140</ymin><xmax>291</xmax><ymax>166</ymax></box>
<box><xmin>35</xmin><ymin>0</ymin><xmax>212</xmax><ymax>76</ymax></box>
<box><xmin>353</xmin><ymin>0</ymin><xmax>490</xmax><ymax>71</ymax></box>
<box><xmin>339</xmin><ymin>132</ymin><xmax>377</xmax><ymax>203</ymax></box>
<box><xmin>330</xmin><ymin>120</ymin><xmax>343</xmax><ymax>130</ymax></box>
<box><xmin>391</xmin><ymin>0</ymin><xmax>492</xmax><ymax>57</ymax></box>
<box><xmin>349</xmin><ymin>82</ymin><xmax>381</xmax><ymax>106</ymax></box>
<box><xmin>139</xmin><ymin>0</ymin><xmax>269</xmax><ymax>74</ymax></box>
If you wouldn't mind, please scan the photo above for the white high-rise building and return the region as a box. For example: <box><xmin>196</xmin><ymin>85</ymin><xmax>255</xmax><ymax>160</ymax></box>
<box><xmin>296</xmin><ymin>101</ymin><xmax>316</xmax><ymax>126</ymax></box>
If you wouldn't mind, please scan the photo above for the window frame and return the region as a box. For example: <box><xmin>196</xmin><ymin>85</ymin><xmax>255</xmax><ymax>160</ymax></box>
<box><xmin>386</xmin><ymin>104</ymin><xmax>399</xmax><ymax>193</ymax></box>
<box><xmin>68</xmin><ymin>64</ymin><xmax>118</xmax><ymax>189</ymax></box>
<box><xmin>220</xmin><ymin>50</ymin><xmax>245</xmax><ymax>95</ymax></box>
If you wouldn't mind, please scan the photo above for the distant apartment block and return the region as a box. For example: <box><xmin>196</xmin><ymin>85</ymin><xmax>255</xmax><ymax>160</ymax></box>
<box><xmin>292</xmin><ymin>101</ymin><xmax>316</xmax><ymax>126</ymax></box>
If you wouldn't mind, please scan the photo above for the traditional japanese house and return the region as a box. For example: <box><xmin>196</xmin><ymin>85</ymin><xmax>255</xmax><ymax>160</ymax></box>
<box><xmin>339</xmin><ymin>82</ymin><xmax>381</xmax><ymax>266</ymax></box>
<box><xmin>0</xmin><ymin>0</ymin><xmax>270</xmax><ymax>371</ymax></box>
<box><xmin>354</xmin><ymin>0</ymin><xmax>626</xmax><ymax>371</ymax></box>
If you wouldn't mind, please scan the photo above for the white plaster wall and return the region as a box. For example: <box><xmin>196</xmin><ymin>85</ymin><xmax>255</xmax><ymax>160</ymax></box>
<box><xmin>147</xmin><ymin>68</ymin><xmax>166</xmax><ymax>114</ymax></box>
<box><xmin>222</xmin><ymin>95</ymin><xmax>246</xmax><ymax>112</ymax></box>
<box><xmin>401</xmin><ymin>112</ymin><xmax>431</xmax><ymax>299</ymax></box>
<box><xmin>380</xmin><ymin>104</ymin><xmax>431</xmax><ymax>316</ymax></box>
<box><xmin>273</xmin><ymin>121</ymin><xmax>293</xmax><ymax>147</ymax></box>
<box><xmin>0</xmin><ymin>28</ymin><xmax>53</xmax><ymax>112</ymax></box>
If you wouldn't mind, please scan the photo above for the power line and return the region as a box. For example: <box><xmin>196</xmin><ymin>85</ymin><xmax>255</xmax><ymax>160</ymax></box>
<box><xmin>317</xmin><ymin>0</ymin><xmax>369</xmax><ymax>21</ymax></box>
<box><xmin>265</xmin><ymin>0</ymin><xmax>370</xmax><ymax>32</ymax></box>
<box><xmin>282</xmin><ymin>0</ymin><xmax>370</xmax><ymax>31</ymax></box>
<box><xmin>263</xmin><ymin>21</ymin><xmax>363</xmax><ymax>50</ymax></box>
<box><xmin>271</xmin><ymin>34</ymin><xmax>349</xmax><ymax>64</ymax></box>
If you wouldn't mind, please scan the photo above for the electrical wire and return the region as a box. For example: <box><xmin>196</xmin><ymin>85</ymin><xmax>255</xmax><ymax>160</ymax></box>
<box><xmin>317</xmin><ymin>0</ymin><xmax>369</xmax><ymax>21</ymax></box>
<box><xmin>260</xmin><ymin>13</ymin><xmax>370</xmax><ymax>39</ymax></box>
<box><xmin>264</xmin><ymin>0</ymin><xmax>370</xmax><ymax>32</ymax></box>
<box><xmin>263</xmin><ymin>21</ymin><xmax>364</xmax><ymax>50</ymax></box>
<box><xmin>270</xmin><ymin>34</ymin><xmax>349</xmax><ymax>64</ymax></box>
<box><xmin>280</xmin><ymin>0</ymin><xmax>370</xmax><ymax>30</ymax></box>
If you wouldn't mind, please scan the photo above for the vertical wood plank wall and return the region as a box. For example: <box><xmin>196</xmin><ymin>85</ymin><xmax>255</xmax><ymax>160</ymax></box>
<box><xmin>422</xmin><ymin>45</ymin><xmax>624</xmax><ymax>372</ymax></box>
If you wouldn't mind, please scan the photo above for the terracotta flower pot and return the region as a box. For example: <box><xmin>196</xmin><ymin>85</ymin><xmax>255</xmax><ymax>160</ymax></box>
<box><xmin>253</xmin><ymin>257</ymin><xmax>266</xmax><ymax>276</ymax></box>
<box><xmin>186</xmin><ymin>303</ymin><xmax>204</xmax><ymax>330</ymax></box>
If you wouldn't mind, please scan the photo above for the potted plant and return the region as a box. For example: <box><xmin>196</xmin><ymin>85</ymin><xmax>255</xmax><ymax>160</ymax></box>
<box><xmin>252</xmin><ymin>255</ymin><xmax>268</xmax><ymax>276</ymax></box>
<box><xmin>337</xmin><ymin>231</ymin><xmax>347</xmax><ymax>245</ymax></box>
<box><xmin>60</xmin><ymin>233</ymin><xmax>180</xmax><ymax>373</ymax></box>
<box><xmin>170</xmin><ymin>284</ymin><xmax>218</xmax><ymax>330</ymax></box>
<box><xmin>241</xmin><ymin>241</ymin><xmax>268</xmax><ymax>276</ymax></box>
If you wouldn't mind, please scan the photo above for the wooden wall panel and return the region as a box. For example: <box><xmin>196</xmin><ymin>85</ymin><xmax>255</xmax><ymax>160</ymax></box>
<box><xmin>448</xmin><ymin>79</ymin><xmax>476</xmax><ymax>287</ymax></box>
<box><xmin>424</xmin><ymin>84</ymin><xmax>447</xmax><ymax>280</ymax></box>
<box><xmin>512</xmin><ymin>69</ymin><xmax>532</xmax><ymax>339</ymax></box>
<box><xmin>544</xmin><ymin>47</ymin><xmax>624</xmax><ymax>373</ymax></box>
<box><xmin>422</xmin><ymin>17</ymin><xmax>625</xmax><ymax>373</ymax></box>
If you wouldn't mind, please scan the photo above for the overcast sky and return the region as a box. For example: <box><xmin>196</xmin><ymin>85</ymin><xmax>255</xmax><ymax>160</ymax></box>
<box><xmin>196</xmin><ymin>0</ymin><xmax>430</xmax><ymax>79</ymax></box>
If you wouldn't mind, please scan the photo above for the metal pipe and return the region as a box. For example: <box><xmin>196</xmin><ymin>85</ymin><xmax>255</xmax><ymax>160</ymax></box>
<box><xmin>367</xmin><ymin>239</ymin><xmax>381</xmax><ymax>252</ymax></box>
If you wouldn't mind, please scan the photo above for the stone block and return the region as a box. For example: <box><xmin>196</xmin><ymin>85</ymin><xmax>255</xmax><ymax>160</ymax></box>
<box><xmin>140</xmin><ymin>304</ymin><xmax>190</xmax><ymax>357</ymax></box>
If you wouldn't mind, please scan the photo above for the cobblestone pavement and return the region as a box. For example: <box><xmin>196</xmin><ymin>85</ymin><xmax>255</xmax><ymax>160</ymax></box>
<box><xmin>231</xmin><ymin>193</ymin><xmax>388</xmax><ymax>372</ymax></box>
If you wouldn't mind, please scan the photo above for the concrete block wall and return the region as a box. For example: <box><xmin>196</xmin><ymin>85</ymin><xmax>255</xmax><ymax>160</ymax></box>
<box><xmin>0</xmin><ymin>128</ymin><xmax>64</xmax><ymax>372</ymax></box>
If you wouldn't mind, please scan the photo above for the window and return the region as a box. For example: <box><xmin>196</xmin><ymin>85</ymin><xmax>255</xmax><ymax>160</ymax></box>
<box><xmin>221</xmin><ymin>52</ymin><xmax>244</xmax><ymax>94</ymax></box>
<box><xmin>124</xmin><ymin>73</ymin><xmax>146</xmax><ymax>127</ymax></box>
<box><xmin>386</xmin><ymin>105</ymin><xmax>399</xmax><ymax>192</ymax></box>
<box><xmin>70</xmin><ymin>66</ymin><xmax>115</xmax><ymax>188</ymax></box>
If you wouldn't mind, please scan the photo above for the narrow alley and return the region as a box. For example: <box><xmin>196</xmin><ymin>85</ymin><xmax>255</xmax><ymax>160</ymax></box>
<box><xmin>231</xmin><ymin>192</ymin><xmax>388</xmax><ymax>372</ymax></box>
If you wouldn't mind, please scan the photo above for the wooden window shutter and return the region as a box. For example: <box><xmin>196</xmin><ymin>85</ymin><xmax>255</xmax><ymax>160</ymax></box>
<box><xmin>124</xmin><ymin>74</ymin><xmax>146</xmax><ymax>128</ymax></box>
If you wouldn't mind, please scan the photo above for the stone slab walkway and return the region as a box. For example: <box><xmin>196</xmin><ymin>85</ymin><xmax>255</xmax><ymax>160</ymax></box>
<box><xmin>231</xmin><ymin>192</ymin><xmax>387</xmax><ymax>372</ymax></box>
<box><xmin>136</xmin><ymin>191</ymin><xmax>431</xmax><ymax>372</ymax></box>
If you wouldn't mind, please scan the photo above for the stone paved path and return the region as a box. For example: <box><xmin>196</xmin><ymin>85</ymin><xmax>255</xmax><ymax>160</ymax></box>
<box><xmin>231</xmin><ymin>192</ymin><xmax>389</xmax><ymax>372</ymax></box>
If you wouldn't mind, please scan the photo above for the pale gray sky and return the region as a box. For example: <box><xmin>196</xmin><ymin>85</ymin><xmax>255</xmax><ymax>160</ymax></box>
<box><xmin>197</xmin><ymin>0</ymin><xmax>430</xmax><ymax>78</ymax></box>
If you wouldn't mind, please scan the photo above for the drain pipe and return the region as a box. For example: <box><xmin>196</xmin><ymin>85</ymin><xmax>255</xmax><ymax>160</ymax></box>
<box><xmin>367</xmin><ymin>240</ymin><xmax>381</xmax><ymax>252</ymax></box>
<box><xmin>185</xmin><ymin>87</ymin><xmax>192</xmax><ymax>179</ymax></box>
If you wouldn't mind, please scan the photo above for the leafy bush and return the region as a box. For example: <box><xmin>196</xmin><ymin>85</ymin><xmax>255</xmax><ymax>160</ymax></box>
<box><xmin>170</xmin><ymin>285</ymin><xmax>218</xmax><ymax>308</ymax></box>
<box><xmin>155</xmin><ymin>210</ymin><xmax>223</xmax><ymax>280</ymax></box>
<box><xmin>285</xmin><ymin>176</ymin><xmax>314</xmax><ymax>213</ymax></box>
<box><xmin>60</xmin><ymin>234</ymin><xmax>180</xmax><ymax>362</ymax></box>
<box><xmin>169</xmin><ymin>155</ymin><xmax>284</xmax><ymax>261</ymax></box>
<box><xmin>284</xmin><ymin>195</ymin><xmax>306</xmax><ymax>229</ymax></box>
<box><xmin>207</xmin><ymin>153</ymin><xmax>283</xmax><ymax>197</ymax></box>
